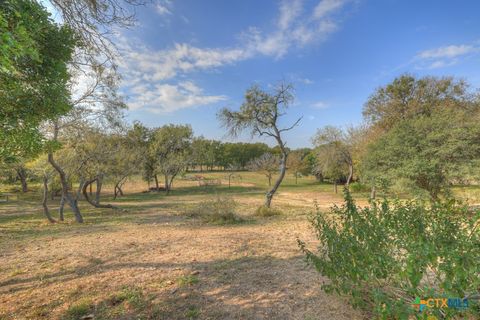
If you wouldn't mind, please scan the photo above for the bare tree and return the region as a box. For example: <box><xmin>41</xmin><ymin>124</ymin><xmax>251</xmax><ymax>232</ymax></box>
<box><xmin>247</xmin><ymin>153</ymin><xmax>280</xmax><ymax>186</ymax></box>
<box><xmin>49</xmin><ymin>0</ymin><xmax>146</xmax><ymax>64</ymax></box>
<box><xmin>218</xmin><ymin>83</ymin><xmax>301</xmax><ymax>208</ymax></box>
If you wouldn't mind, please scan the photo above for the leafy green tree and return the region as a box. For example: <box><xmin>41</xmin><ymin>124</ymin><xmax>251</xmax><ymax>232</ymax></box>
<box><xmin>149</xmin><ymin>124</ymin><xmax>193</xmax><ymax>194</ymax></box>
<box><xmin>362</xmin><ymin>108</ymin><xmax>480</xmax><ymax>200</ymax></box>
<box><xmin>363</xmin><ymin>74</ymin><xmax>471</xmax><ymax>131</ymax></box>
<box><xmin>312</xmin><ymin>126</ymin><xmax>355</xmax><ymax>192</ymax></box>
<box><xmin>218</xmin><ymin>83</ymin><xmax>301</xmax><ymax>208</ymax></box>
<box><xmin>0</xmin><ymin>0</ymin><xmax>75</xmax><ymax>163</ymax></box>
<box><xmin>286</xmin><ymin>149</ymin><xmax>311</xmax><ymax>184</ymax></box>
<box><xmin>361</xmin><ymin>75</ymin><xmax>480</xmax><ymax>200</ymax></box>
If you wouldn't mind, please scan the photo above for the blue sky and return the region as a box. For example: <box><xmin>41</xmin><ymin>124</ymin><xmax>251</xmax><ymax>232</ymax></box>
<box><xmin>53</xmin><ymin>0</ymin><xmax>480</xmax><ymax>148</ymax></box>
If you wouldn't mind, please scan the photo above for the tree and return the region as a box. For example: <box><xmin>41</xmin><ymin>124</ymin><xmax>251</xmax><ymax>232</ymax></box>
<box><xmin>149</xmin><ymin>124</ymin><xmax>193</xmax><ymax>194</ymax></box>
<box><xmin>47</xmin><ymin>0</ymin><xmax>144</xmax><ymax>63</ymax></box>
<box><xmin>312</xmin><ymin>126</ymin><xmax>354</xmax><ymax>191</ymax></box>
<box><xmin>287</xmin><ymin>149</ymin><xmax>311</xmax><ymax>184</ymax></box>
<box><xmin>247</xmin><ymin>153</ymin><xmax>280</xmax><ymax>186</ymax></box>
<box><xmin>362</xmin><ymin>108</ymin><xmax>480</xmax><ymax>200</ymax></box>
<box><xmin>360</xmin><ymin>75</ymin><xmax>480</xmax><ymax>200</ymax></box>
<box><xmin>363</xmin><ymin>74</ymin><xmax>471</xmax><ymax>131</ymax></box>
<box><xmin>0</xmin><ymin>0</ymin><xmax>76</xmax><ymax>163</ymax></box>
<box><xmin>218</xmin><ymin>83</ymin><xmax>301</xmax><ymax>208</ymax></box>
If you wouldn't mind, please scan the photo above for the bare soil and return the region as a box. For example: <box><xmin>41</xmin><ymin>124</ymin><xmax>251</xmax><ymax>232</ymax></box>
<box><xmin>0</xmin><ymin>178</ymin><xmax>366</xmax><ymax>319</ymax></box>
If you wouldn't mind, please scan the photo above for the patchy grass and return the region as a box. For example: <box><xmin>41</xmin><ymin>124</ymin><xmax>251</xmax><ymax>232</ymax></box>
<box><xmin>184</xmin><ymin>195</ymin><xmax>245</xmax><ymax>225</ymax></box>
<box><xmin>254</xmin><ymin>206</ymin><xmax>282</xmax><ymax>217</ymax></box>
<box><xmin>0</xmin><ymin>172</ymin><xmax>372</xmax><ymax>319</ymax></box>
<box><xmin>177</xmin><ymin>274</ymin><xmax>200</xmax><ymax>287</ymax></box>
<box><xmin>63</xmin><ymin>299</ymin><xmax>95</xmax><ymax>320</ymax></box>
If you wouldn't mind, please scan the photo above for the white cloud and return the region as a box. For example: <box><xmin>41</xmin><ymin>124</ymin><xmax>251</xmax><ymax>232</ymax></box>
<box><xmin>244</xmin><ymin>0</ymin><xmax>349</xmax><ymax>58</ymax></box>
<box><xmin>415</xmin><ymin>44</ymin><xmax>479</xmax><ymax>69</ymax></box>
<box><xmin>314</xmin><ymin>0</ymin><xmax>345</xmax><ymax>19</ymax></box>
<box><xmin>117</xmin><ymin>0</ymin><xmax>352</xmax><ymax>113</ymax></box>
<box><xmin>155</xmin><ymin>0</ymin><xmax>172</xmax><ymax>16</ymax></box>
<box><xmin>129</xmin><ymin>81</ymin><xmax>227</xmax><ymax>113</ymax></box>
<box><xmin>417</xmin><ymin>45</ymin><xmax>475</xmax><ymax>59</ymax></box>
<box><xmin>311</xmin><ymin>101</ymin><xmax>329</xmax><ymax>109</ymax></box>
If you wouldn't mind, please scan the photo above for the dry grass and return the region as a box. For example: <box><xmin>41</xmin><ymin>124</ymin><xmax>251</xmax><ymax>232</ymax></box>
<box><xmin>0</xmin><ymin>173</ymin><xmax>367</xmax><ymax>319</ymax></box>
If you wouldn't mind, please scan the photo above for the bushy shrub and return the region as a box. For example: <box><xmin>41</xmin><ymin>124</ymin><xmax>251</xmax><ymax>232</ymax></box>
<box><xmin>349</xmin><ymin>182</ymin><xmax>369</xmax><ymax>193</ymax></box>
<box><xmin>254</xmin><ymin>206</ymin><xmax>281</xmax><ymax>217</ymax></box>
<box><xmin>299</xmin><ymin>190</ymin><xmax>480</xmax><ymax>319</ymax></box>
<box><xmin>185</xmin><ymin>196</ymin><xmax>243</xmax><ymax>224</ymax></box>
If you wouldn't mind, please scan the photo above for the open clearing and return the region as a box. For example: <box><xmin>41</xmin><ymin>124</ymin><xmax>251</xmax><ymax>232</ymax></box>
<box><xmin>0</xmin><ymin>173</ymin><xmax>370</xmax><ymax>320</ymax></box>
<box><xmin>2</xmin><ymin>172</ymin><xmax>477</xmax><ymax>319</ymax></box>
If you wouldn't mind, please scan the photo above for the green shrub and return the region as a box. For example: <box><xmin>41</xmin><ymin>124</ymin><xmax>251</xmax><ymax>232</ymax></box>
<box><xmin>254</xmin><ymin>206</ymin><xmax>281</xmax><ymax>217</ymax></box>
<box><xmin>349</xmin><ymin>182</ymin><xmax>369</xmax><ymax>193</ymax></box>
<box><xmin>299</xmin><ymin>190</ymin><xmax>480</xmax><ymax>319</ymax></box>
<box><xmin>185</xmin><ymin>196</ymin><xmax>243</xmax><ymax>224</ymax></box>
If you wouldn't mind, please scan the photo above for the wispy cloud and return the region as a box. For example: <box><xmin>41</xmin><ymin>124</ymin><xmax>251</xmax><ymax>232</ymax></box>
<box><xmin>128</xmin><ymin>81</ymin><xmax>227</xmax><ymax>114</ymax></box>
<box><xmin>414</xmin><ymin>44</ymin><xmax>479</xmax><ymax>69</ymax></box>
<box><xmin>118</xmin><ymin>0</ymin><xmax>352</xmax><ymax>113</ymax></box>
<box><xmin>154</xmin><ymin>0</ymin><xmax>172</xmax><ymax>16</ymax></box>
<box><xmin>311</xmin><ymin>101</ymin><xmax>329</xmax><ymax>109</ymax></box>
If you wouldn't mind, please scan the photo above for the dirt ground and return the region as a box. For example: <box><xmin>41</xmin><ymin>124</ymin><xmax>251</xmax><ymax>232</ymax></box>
<box><xmin>0</xmin><ymin>176</ymin><xmax>367</xmax><ymax>319</ymax></box>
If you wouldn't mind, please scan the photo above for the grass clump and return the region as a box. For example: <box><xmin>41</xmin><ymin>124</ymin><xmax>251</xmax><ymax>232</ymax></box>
<box><xmin>112</xmin><ymin>286</ymin><xmax>145</xmax><ymax>309</ymax></box>
<box><xmin>184</xmin><ymin>196</ymin><xmax>244</xmax><ymax>224</ymax></box>
<box><xmin>63</xmin><ymin>299</ymin><xmax>94</xmax><ymax>320</ymax></box>
<box><xmin>177</xmin><ymin>274</ymin><xmax>199</xmax><ymax>286</ymax></box>
<box><xmin>185</xmin><ymin>306</ymin><xmax>200</xmax><ymax>319</ymax></box>
<box><xmin>254</xmin><ymin>206</ymin><xmax>281</xmax><ymax>217</ymax></box>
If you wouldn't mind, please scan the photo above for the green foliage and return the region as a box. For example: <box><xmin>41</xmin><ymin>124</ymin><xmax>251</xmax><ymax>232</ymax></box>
<box><xmin>349</xmin><ymin>182</ymin><xmax>369</xmax><ymax>192</ymax></box>
<box><xmin>254</xmin><ymin>206</ymin><xmax>281</xmax><ymax>217</ymax></box>
<box><xmin>184</xmin><ymin>195</ymin><xmax>244</xmax><ymax>224</ymax></box>
<box><xmin>360</xmin><ymin>75</ymin><xmax>480</xmax><ymax>199</ymax></box>
<box><xmin>312</xmin><ymin>126</ymin><xmax>354</xmax><ymax>184</ymax></box>
<box><xmin>363</xmin><ymin>74</ymin><xmax>471</xmax><ymax>131</ymax></box>
<box><xmin>362</xmin><ymin>108</ymin><xmax>480</xmax><ymax>200</ymax></box>
<box><xmin>300</xmin><ymin>190</ymin><xmax>480</xmax><ymax>319</ymax></box>
<box><xmin>0</xmin><ymin>0</ymin><xmax>76</xmax><ymax>162</ymax></box>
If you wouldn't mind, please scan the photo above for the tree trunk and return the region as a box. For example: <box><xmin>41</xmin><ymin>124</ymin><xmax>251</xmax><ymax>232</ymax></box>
<box><xmin>42</xmin><ymin>175</ymin><xmax>55</xmax><ymax>223</ymax></box>
<box><xmin>370</xmin><ymin>185</ymin><xmax>376</xmax><ymax>199</ymax></box>
<box><xmin>48</xmin><ymin>151</ymin><xmax>83</xmax><ymax>223</ymax></box>
<box><xmin>58</xmin><ymin>193</ymin><xmax>65</xmax><ymax>221</ymax></box>
<box><xmin>264</xmin><ymin>151</ymin><xmax>287</xmax><ymax>208</ymax></box>
<box><xmin>334</xmin><ymin>182</ymin><xmax>338</xmax><ymax>194</ymax></box>
<box><xmin>154</xmin><ymin>174</ymin><xmax>159</xmax><ymax>191</ymax></box>
<box><xmin>16</xmin><ymin>168</ymin><xmax>28</xmax><ymax>192</ymax></box>
<box><xmin>82</xmin><ymin>178</ymin><xmax>118</xmax><ymax>209</ymax></box>
<box><xmin>346</xmin><ymin>163</ymin><xmax>353</xmax><ymax>188</ymax></box>
<box><xmin>95</xmin><ymin>174</ymin><xmax>103</xmax><ymax>204</ymax></box>
<box><xmin>268</xmin><ymin>175</ymin><xmax>272</xmax><ymax>186</ymax></box>
<box><xmin>295</xmin><ymin>172</ymin><xmax>298</xmax><ymax>184</ymax></box>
